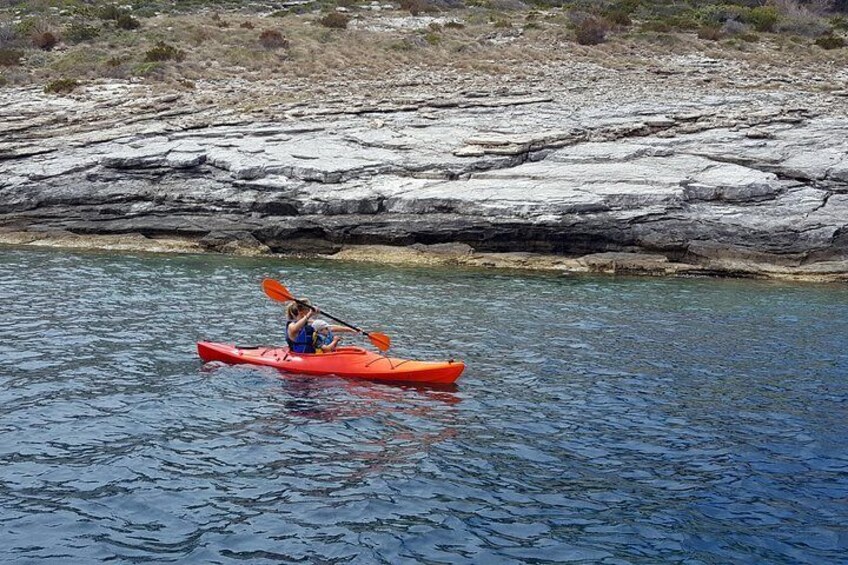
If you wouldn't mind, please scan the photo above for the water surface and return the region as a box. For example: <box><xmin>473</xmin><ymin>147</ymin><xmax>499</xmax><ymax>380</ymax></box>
<box><xmin>1</xmin><ymin>247</ymin><xmax>847</xmax><ymax>563</ymax></box>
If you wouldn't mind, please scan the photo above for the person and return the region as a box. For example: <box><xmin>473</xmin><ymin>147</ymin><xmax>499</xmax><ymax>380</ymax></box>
<box><xmin>285</xmin><ymin>300</ymin><xmax>318</xmax><ymax>353</ymax></box>
<box><xmin>311</xmin><ymin>320</ymin><xmax>340</xmax><ymax>353</ymax></box>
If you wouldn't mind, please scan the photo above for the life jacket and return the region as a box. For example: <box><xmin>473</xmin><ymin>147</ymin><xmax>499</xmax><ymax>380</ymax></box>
<box><xmin>286</xmin><ymin>321</ymin><xmax>315</xmax><ymax>354</ymax></box>
<box><xmin>312</xmin><ymin>330</ymin><xmax>335</xmax><ymax>353</ymax></box>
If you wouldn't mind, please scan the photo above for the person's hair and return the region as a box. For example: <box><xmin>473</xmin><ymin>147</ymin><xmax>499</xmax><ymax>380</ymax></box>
<box><xmin>285</xmin><ymin>298</ymin><xmax>312</xmax><ymax>320</ymax></box>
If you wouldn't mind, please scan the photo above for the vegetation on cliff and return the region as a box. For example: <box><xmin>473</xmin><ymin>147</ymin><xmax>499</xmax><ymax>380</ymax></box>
<box><xmin>0</xmin><ymin>0</ymin><xmax>846</xmax><ymax>91</ymax></box>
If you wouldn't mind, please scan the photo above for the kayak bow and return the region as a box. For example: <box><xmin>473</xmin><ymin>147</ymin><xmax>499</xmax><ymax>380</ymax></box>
<box><xmin>197</xmin><ymin>342</ymin><xmax>464</xmax><ymax>385</ymax></box>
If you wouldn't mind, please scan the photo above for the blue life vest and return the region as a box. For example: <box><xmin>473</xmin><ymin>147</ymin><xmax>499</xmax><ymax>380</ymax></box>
<box><xmin>314</xmin><ymin>330</ymin><xmax>334</xmax><ymax>349</ymax></box>
<box><xmin>286</xmin><ymin>321</ymin><xmax>315</xmax><ymax>354</ymax></box>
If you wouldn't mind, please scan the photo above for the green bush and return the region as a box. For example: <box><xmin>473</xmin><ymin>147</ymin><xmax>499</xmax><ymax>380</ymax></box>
<box><xmin>132</xmin><ymin>61</ymin><xmax>161</xmax><ymax>76</ymax></box>
<box><xmin>14</xmin><ymin>18</ymin><xmax>38</xmax><ymax>37</ymax></box>
<box><xmin>116</xmin><ymin>13</ymin><xmax>141</xmax><ymax>30</ymax></box>
<box><xmin>318</xmin><ymin>12</ymin><xmax>349</xmax><ymax>29</ymax></box>
<box><xmin>64</xmin><ymin>23</ymin><xmax>100</xmax><ymax>43</ymax></box>
<box><xmin>0</xmin><ymin>48</ymin><xmax>23</xmax><ymax>66</ymax></box>
<box><xmin>696</xmin><ymin>4</ymin><xmax>749</xmax><ymax>27</ymax></box>
<box><xmin>44</xmin><ymin>78</ymin><xmax>80</xmax><ymax>94</ymax></box>
<box><xmin>97</xmin><ymin>5</ymin><xmax>123</xmax><ymax>21</ymax></box>
<box><xmin>603</xmin><ymin>9</ymin><xmax>631</xmax><ymax>27</ymax></box>
<box><xmin>815</xmin><ymin>34</ymin><xmax>846</xmax><ymax>48</ymax></box>
<box><xmin>424</xmin><ymin>31</ymin><xmax>441</xmax><ymax>44</ymax></box>
<box><xmin>271</xmin><ymin>3</ymin><xmax>314</xmax><ymax>17</ymax></box>
<box><xmin>748</xmin><ymin>6</ymin><xmax>779</xmax><ymax>32</ymax></box>
<box><xmin>777</xmin><ymin>15</ymin><xmax>832</xmax><ymax>37</ymax></box>
<box><xmin>144</xmin><ymin>41</ymin><xmax>184</xmax><ymax>62</ymax></box>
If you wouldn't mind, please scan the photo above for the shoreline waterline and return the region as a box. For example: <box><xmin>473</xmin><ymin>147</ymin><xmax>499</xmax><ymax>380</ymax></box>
<box><xmin>2</xmin><ymin>230</ymin><xmax>847</xmax><ymax>283</ymax></box>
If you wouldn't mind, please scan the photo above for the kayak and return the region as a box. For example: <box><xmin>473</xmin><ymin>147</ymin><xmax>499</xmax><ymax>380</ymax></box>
<box><xmin>197</xmin><ymin>341</ymin><xmax>465</xmax><ymax>385</ymax></box>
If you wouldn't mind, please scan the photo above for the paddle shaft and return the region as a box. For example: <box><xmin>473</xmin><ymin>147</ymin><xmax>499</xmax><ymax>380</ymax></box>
<box><xmin>290</xmin><ymin>297</ymin><xmax>368</xmax><ymax>337</ymax></box>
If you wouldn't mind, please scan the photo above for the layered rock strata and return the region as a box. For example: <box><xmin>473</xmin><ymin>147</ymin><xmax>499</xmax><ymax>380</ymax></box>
<box><xmin>1</xmin><ymin>75</ymin><xmax>847</xmax><ymax>280</ymax></box>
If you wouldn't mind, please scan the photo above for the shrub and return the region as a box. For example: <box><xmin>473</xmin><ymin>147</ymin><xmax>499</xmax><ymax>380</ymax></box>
<box><xmin>640</xmin><ymin>20</ymin><xmax>672</xmax><ymax>33</ymax></box>
<box><xmin>487</xmin><ymin>0</ymin><xmax>527</xmax><ymax>10</ymax></box>
<box><xmin>211</xmin><ymin>13</ymin><xmax>230</xmax><ymax>28</ymax></box>
<box><xmin>97</xmin><ymin>5</ymin><xmax>123</xmax><ymax>21</ymax></box>
<box><xmin>603</xmin><ymin>9</ymin><xmax>631</xmax><ymax>27</ymax></box>
<box><xmin>32</xmin><ymin>30</ymin><xmax>58</xmax><ymax>50</ymax></box>
<box><xmin>748</xmin><ymin>6</ymin><xmax>779</xmax><ymax>32</ymax></box>
<box><xmin>424</xmin><ymin>31</ymin><xmax>441</xmax><ymax>44</ymax></box>
<box><xmin>319</xmin><ymin>12</ymin><xmax>349</xmax><ymax>29</ymax></box>
<box><xmin>0</xmin><ymin>23</ymin><xmax>19</xmax><ymax>47</ymax></box>
<box><xmin>44</xmin><ymin>78</ymin><xmax>80</xmax><ymax>94</ymax></box>
<box><xmin>64</xmin><ymin>22</ymin><xmax>100</xmax><ymax>43</ymax></box>
<box><xmin>493</xmin><ymin>18</ymin><xmax>511</xmax><ymax>28</ymax></box>
<box><xmin>777</xmin><ymin>15</ymin><xmax>832</xmax><ymax>37</ymax></box>
<box><xmin>739</xmin><ymin>32</ymin><xmax>760</xmax><ymax>42</ymax></box>
<box><xmin>132</xmin><ymin>61</ymin><xmax>162</xmax><ymax>76</ymax></box>
<box><xmin>574</xmin><ymin>16</ymin><xmax>608</xmax><ymax>45</ymax></box>
<box><xmin>722</xmin><ymin>19</ymin><xmax>748</xmax><ymax>36</ymax></box>
<box><xmin>271</xmin><ymin>3</ymin><xmax>313</xmax><ymax>17</ymax></box>
<box><xmin>259</xmin><ymin>29</ymin><xmax>289</xmax><ymax>49</ymax></box>
<box><xmin>698</xmin><ymin>26</ymin><xmax>723</xmax><ymax>40</ymax></box>
<box><xmin>144</xmin><ymin>41</ymin><xmax>185</xmax><ymax>62</ymax></box>
<box><xmin>240</xmin><ymin>21</ymin><xmax>255</xmax><ymax>29</ymax></box>
<box><xmin>815</xmin><ymin>34</ymin><xmax>846</xmax><ymax>48</ymax></box>
<box><xmin>116</xmin><ymin>13</ymin><xmax>141</xmax><ymax>30</ymax></box>
<box><xmin>0</xmin><ymin>48</ymin><xmax>23</xmax><ymax>66</ymax></box>
<box><xmin>399</xmin><ymin>0</ymin><xmax>440</xmax><ymax>16</ymax></box>
<box><xmin>15</xmin><ymin>18</ymin><xmax>39</xmax><ymax>37</ymax></box>
<box><xmin>697</xmin><ymin>4</ymin><xmax>750</xmax><ymax>26</ymax></box>
<box><xmin>444</xmin><ymin>21</ymin><xmax>465</xmax><ymax>29</ymax></box>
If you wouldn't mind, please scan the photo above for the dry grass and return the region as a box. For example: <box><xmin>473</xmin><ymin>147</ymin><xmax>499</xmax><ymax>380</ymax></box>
<box><xmin>1</xmin><ymin>6</ymin><xmax>846</xmax><ymax>92</ymax></box>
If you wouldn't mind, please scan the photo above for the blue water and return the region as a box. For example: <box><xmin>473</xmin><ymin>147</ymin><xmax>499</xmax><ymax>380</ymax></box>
<box><xmin>1</xmin><ymin>247</ymin><xmax>847</xmax><ymax>563</ymax></box>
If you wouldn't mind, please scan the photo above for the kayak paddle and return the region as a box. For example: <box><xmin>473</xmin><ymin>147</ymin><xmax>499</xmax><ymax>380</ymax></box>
<box><xmin>261</xmin><ymin>278</ymin><xmax>392</xmax><ymax>352</ymax></box>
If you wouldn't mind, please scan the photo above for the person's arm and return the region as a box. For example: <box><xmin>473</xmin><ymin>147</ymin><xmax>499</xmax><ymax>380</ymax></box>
<box><xmin>329</xmin><ymin>325</ymin><xmax>359</xmax><ymax>334</ymax></box>
<box><xmin>287</xmin><ymin>308</ymin><xmax>314</xmax><ymax>341</ymax></box>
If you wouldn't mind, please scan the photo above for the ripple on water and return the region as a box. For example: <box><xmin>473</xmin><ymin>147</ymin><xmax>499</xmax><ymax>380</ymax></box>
<box><xmin>1</xmin><ymin>249</ymin><xmax>847</xmax><ymax>563</ymax></box>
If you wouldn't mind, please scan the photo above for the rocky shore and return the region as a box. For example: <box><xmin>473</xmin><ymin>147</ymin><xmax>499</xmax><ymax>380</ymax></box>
<box><xmin>2</xmin><ymin>49</ymin><xmax>847</xmax><ymax>281</ymax></box>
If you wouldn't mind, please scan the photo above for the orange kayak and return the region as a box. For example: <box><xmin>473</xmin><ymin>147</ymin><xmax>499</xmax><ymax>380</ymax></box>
<box><xmin>197</xmin><ymin>342</ymin><xmax>464</xmax><ymax>385</ymax></box>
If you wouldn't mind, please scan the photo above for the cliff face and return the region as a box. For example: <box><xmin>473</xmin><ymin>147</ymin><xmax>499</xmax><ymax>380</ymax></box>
<box><xmin>1</xmin><ymin>73</ymin><xmax>847</xmax><ymax>280</ymax></box>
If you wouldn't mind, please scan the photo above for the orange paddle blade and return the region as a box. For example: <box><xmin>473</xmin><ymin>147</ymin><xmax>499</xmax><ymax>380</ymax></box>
<box><xmin>368</xmin><ymin>332</ymin><xmax>391</xmax><ymax>352</ymax></box>
<box><xmin>262</xmin><ymin>278</ymin><xmax>294</xmax><ymax>303</ymax></box>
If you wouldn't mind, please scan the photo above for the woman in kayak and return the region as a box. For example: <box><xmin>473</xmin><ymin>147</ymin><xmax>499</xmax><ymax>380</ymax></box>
<box><xmin>286</xmin><ymin>300</ymin><xmax>318</xmax><ymax>353</ymax></box>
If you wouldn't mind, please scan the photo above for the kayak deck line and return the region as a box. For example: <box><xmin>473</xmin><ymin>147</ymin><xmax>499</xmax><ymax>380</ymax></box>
<box><xmin>197</xmin><ymin>341</ymin><xmax>464</xmax><ymax>385</ymax></box>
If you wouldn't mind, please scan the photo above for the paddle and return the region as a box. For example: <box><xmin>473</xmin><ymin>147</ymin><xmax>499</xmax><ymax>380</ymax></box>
<box><xmin>261</xmin><ymin>278</ymin><xmax>392</xmax><ymax>352</ymax></box>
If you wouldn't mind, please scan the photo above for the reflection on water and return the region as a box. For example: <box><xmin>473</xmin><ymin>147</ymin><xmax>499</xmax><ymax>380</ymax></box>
<box><xmin>1</xmin><ymin>247</ymin><xmax>847</xmax><ymax>563</ymax></box>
